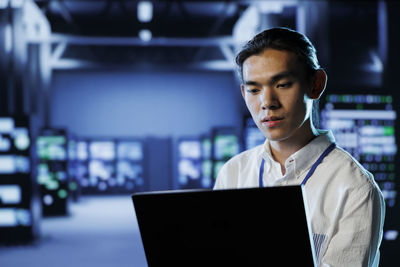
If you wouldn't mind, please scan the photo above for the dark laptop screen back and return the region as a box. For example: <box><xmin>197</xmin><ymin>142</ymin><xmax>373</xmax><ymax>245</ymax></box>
<box><xmin>132</xmin><ymin>186</ymin><xmax>315</xmax><ymax>267</ymax></box>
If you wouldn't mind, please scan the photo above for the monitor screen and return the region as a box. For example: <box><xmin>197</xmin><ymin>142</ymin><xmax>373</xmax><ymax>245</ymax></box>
<box><xmin>178</xmin><ymin>140</ymin><xmax>201</xmax><ymax>159</ymax></box>
<box><xmin>37</xmin><ymin>136</ymin><xmax>67</xmax><ymax>161</ymax></box>
<box><xmin>88</xmin><ymin>160</ymin><xmax>115</xmax><ymax>181</ymax></box>
<box><xmin>116</xmin><ymin>161</ymin><xmax>144</xmax><ymax>190</ymax></box>
<box><xmin>77</xmin><ymin>141</ymin><xmax>88</xmax><ymax>161</ymax></box>
<box><xmin>214</xmin><ymin>135</ymin><xmax>239</xmax><ymax>160</ymax></box>
<box><xmin>89</xmin><ymin>141</ymin><xmax>115</xmax><ymax>160</ymax></box>
<box><xmin>117</xmin><ymin>141</ymin><xmax>143</xmax><ymax>161</ymax></box>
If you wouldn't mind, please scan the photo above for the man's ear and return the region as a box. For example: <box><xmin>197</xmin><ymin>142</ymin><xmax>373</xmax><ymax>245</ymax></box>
<box><xmin>308</xmin><ymin>69</ymin><xmax>327</xmax><ymax>100</ymax></box>
<box><xmin>241</xmin><ymin>84</ymin><xmax>246</xmax><ymax>99</ymax></box>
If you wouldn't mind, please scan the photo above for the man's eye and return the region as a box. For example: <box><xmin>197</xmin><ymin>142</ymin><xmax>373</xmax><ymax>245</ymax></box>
<box><xmin>277</xmin><ymin>82</ymin><xmax>292</xmax><ymax>88</ymax></box>
<box><xmin>247</xmin><ymin>89</ymin><xmax>259</xmax><ymax>94</ymax></box>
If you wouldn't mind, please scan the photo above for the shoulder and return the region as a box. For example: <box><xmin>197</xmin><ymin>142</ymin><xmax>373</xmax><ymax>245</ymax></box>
<box><xmin>223</xmin><ymin>144</ymin><xmax>263</xmax><ymax>168</ymax></box>
<box><xmin>214</xmin><ymin>144</ymin><xmax>263</xmax><ymax>189</ymax></box>
<box><xmin>327</xmin><ymin>146</ymin><xmax>380</xmax><ymax>193</ymax></box>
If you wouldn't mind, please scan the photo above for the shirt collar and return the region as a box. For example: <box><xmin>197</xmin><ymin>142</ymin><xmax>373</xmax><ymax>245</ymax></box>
<box><xmin>260</xmin><ymin>130</ymin><xmax>335</xmax><ymax>178</ymax></box>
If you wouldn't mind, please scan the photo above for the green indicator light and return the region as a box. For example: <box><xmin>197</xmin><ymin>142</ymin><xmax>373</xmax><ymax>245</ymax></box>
<box><xmin>386</xmin><ymin>95</ymin><xmax>393</xmax><ymax>103</ymax></box>
<box><xmin>38</xmin><ymin>175</ymin><xmax>50</xmax><ymax>184</ymax></box>
<box><xmin>340</xmin><ymin>95</ymin><xmax>345</xmax><ymax>102</ymax></box>
<box><xmin>45</xmin><ymin>180</ymin><xmax>59</xmax><ymax>190</ymax></box>
<box><xmin>58</xmin><ymin>189</ymin><xmax>68</xmax><ymax>199</ymax></box>
<box><xmin>69</xmin><ymin>182</ymin><xmax>77</xmax><ymax>191</ymax></box>
<box><xmin>38</xmin><ymin>164</ymin><xmax>48</xmax><ymax>171</ymax></box>
<box><xmin>356</xmin><ymin>104</ymin><xmax>363</xmax><ymax>110</ymax></box>
<box><xmin>384</xmin><ymin>127</ymin><xmax>394</xmax><ymax>136</ymax></box>
<box><xmin>389</xmin><ymin>173</ymin><xmax>395</xmax><ymax>180</ymax></box>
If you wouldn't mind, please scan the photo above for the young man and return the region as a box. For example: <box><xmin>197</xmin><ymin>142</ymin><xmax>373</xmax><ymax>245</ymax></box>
<box><xmin>214</xmin><ymin>28</ymin><xmax>385</xmax><ymax>267</ymax></box>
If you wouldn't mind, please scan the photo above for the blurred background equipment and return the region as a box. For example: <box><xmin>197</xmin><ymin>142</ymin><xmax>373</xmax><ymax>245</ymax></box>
<box><xmin>0</xmin><ymin>116</ymin><xmax>40</xmax><ymax>243</ymax></box>
<box><xmin>36</xmin><ymin>128</ymin><xmax>70</xmax><ymax>216</ymax></box>
<box><xmin>0</xmin><ymin>0</ymin><xmax>399</xmax><ymax>266</ymax></box>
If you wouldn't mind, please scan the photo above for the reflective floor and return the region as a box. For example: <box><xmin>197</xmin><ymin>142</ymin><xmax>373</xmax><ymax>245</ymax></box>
<box><xmin>0</xmin><ymin>196</ymin><xmax>147</xmax><ymax>267</ymax></box>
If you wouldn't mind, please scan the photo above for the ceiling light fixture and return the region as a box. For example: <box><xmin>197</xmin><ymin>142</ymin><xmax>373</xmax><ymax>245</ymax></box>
<box><xmin>137</xmin><ymin>1</ymin><xmax>153</xmax><ymax>23</ymax></box>
<box><xmin>139</xmin><ymin>29</ymin><xmax>152</xmax><ymax>42</ymax></box>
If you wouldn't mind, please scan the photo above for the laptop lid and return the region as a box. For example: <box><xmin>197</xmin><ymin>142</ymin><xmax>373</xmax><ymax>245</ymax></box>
<box><xmin>132</xmin><ymin>186</ymin><xmax>316</xmax><ymax>267</ymax></box>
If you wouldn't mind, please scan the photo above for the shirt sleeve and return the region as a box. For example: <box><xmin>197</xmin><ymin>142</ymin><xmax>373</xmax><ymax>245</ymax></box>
<box><xmin>320</xmin><ymin>182</ymin><xmax>385</xmax><ymax>267</ymax></box>
<box><xmin>213</xmin><ymin>162</ymin><xmax>229</xmax><ymax>190</ymax></box>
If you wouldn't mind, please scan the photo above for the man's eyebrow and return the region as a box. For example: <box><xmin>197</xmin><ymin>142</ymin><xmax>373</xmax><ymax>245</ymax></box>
<box><xmin>243</xmin><ymin>71</ymin><xmax>296</xmax><ymax>86</ymax></box>
<box><xmin>243</xmin><ymin>80</ymin><xmax>260</xmax><ymax>86</ymax></box>
<box><xmin>269</xmin><ymin>71</ymin><xmax>296</xmax><ymax>84</ymax></box>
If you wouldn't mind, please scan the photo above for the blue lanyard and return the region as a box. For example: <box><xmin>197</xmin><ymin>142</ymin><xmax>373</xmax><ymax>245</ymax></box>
<box><xmin>259</xmin><ymin>143</ymin><xmax>336</xmax><ymax>187</ymax></box>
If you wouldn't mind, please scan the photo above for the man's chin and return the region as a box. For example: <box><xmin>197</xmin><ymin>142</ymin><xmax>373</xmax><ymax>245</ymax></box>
<box><xmin>263</xmin><ymin>131</ymin><xmax>290</xmax><ymax>142</ymax></box>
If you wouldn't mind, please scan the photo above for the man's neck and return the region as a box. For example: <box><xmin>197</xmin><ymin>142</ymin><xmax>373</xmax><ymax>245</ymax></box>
<box><xmin>269</xmin><ymin>121</ymin><xmax>318</xmax><ymax>174</ymax></box>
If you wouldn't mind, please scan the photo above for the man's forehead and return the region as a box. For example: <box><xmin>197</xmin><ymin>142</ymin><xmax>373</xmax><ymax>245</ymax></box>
<box><xmin>242</xmin><ymin>49</ymin><xmax>304</xmax><ymax>80</ymax></box>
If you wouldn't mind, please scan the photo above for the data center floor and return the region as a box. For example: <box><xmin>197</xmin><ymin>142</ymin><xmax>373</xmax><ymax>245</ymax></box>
<box><xmin>0</xmin><ymin>196</ymin><xmax>147</xmax><ymax>267</ymax></box>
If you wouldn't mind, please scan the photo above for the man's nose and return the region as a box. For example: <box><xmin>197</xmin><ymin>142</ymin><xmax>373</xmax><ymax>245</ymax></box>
<box><xmin>260</xmin><ymin>87</ymin><xmax>279</xmax><ymax>110</ymax></box>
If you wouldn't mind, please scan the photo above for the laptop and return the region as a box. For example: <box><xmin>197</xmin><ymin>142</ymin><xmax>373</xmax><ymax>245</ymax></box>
<box><xmin>132</xmin><ymin>186</ymin><xmax>316</xmax><ymax>267</ymax></box>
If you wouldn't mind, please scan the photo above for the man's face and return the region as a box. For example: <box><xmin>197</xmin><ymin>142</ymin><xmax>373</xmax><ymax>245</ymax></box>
<box><xmin>241</xmin><ymin>48</ymin><xmax>313</xmax><ymax>142</ymax></box>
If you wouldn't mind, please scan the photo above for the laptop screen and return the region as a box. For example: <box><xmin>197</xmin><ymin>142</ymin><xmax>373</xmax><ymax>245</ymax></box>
<box><xmin>132</xmin><ymin>186</ymin><xmax>316</xmax><ymax>267</ymax></box>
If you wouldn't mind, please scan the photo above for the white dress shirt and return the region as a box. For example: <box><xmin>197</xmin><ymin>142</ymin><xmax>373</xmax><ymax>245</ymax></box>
<box><xmin>214</xmin><ymin>130</ymin><xmax>385</xmax><ymax>267</ymax></box>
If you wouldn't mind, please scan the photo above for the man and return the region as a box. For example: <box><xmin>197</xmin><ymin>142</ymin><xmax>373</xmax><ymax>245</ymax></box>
<box><xmin>214</xmin><ymin>28</ymin><xmax>385</xmax><ymax>267</ymax></box>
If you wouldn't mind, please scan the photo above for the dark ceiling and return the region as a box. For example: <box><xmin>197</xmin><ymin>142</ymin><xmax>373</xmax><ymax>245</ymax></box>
<box><xmin>34</xmin><ymin>0</ymin><xmax>245</xmax><ymax>37</ymax></box>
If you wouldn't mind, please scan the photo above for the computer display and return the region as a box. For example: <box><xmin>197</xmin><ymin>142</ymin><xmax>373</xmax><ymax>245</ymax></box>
<box><xmin>117</xmin><ymin>141</ymin><xmax>143</xmax><ymax>161</ymax></box>
<box><xmin>212</xmin><ymin>128</ymin><xmax>240</xmax><ymax>183</ymax></box>
<box><xmin>89</xmin><ymin>141</ymin><xmax>115</xmax><ymax>160</ymax></box>
<box><xmin>320</xmin><ymin>93</ymin><xmax>398</xmax><ymax>242</ymax></box>
<box><xmin>214</xmin><ymin>134</ymin><xmax>240</xmax><ymax>161</ymax></box>
<box><xmin>80</xmin><ymin>139</ymin><xmax>146</xmax><ymax>194</ymax></box>
<box><xmin>37</xmin><ymin>135</ymin><xmax>67</xmax><ymax>161</ymax></box>
<box><xmin>88</xmin><ymin>159</ymin><xmax>116</xmax><ymax>191</ymax></box>
<box><xmin>116</xmin><ymin>141</ymin><xmax>145</xmax><ymax>192</ymax></box>
<box><xmin>77</xmin><ymin>140</ymin><xmax>89</xmax><ymax>161</ymax></box>
<box><xmin>177</xmin><ymin>139</ymin><xmax>203</xmax><ymax>189</ymax></box>
<box><xmin>80</xmin><ymin>140</ymin><xmax>116</xmax><ymax>194</ymax></box>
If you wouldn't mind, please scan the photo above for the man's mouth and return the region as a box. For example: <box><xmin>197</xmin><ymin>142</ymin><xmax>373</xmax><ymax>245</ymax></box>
<box><xmin>261</xmin><ymin>116</ymin><xmax>284</xmax><ymax>127</ymax></box>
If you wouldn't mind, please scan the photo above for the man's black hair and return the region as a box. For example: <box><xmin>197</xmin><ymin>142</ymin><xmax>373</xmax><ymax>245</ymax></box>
<box><xmin>236</xmin><ymin>27</ymin><xmax>322</xmax><ymax>127</ymax></box>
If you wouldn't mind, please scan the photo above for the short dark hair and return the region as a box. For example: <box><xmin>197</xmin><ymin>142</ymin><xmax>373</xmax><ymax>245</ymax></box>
<box><xmin>236</xmin><ymin>27</ymin><xmax>320</xmax><ymax>82</ymax></box>
<box><xmin>236</xmin><ymin>27</ymin><xmax>322</xmax><ymax>127</ymax></box>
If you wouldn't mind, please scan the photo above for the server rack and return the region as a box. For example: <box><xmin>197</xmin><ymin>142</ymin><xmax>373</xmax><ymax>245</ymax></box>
<box><xmin>0</xmin><ymin>116</ymin><xmax>40</xmax><ymax>242</ymax></box>
<box><xmin>211</xmin><ymin>127</ymin><xmax>240</xmax><ymax>184</ymax></box>
<box><xmin>319</xmin><ymin>91</ymin><xmax>399</xmax><ymax>265</ymax></box>
<box><xmin>36</xmin><ymin>128</ymin><xmax>70</xmax><ymax>216</ymax></box>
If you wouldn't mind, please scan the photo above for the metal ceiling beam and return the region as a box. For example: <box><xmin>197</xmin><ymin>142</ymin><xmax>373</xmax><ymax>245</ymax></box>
<box><xmin>27</xmin><ymin>33</ymin><xmax>238</xmax><ymax>47</ymax></box>
<box><xmin>51</xmin><ymin>58</ymin><xmax>235</xmax><ymax>71</ymax></box>
<box><xmin>29</xmin><ymin>33</ymin><xmax>239</xmax><ymax>70</ymax></box>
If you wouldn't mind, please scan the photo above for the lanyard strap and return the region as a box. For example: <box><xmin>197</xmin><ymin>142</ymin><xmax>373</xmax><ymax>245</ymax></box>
<box><xmin>259</xmin><ymin>143</ymin><xmax>336</xmax><ymax>188</ymax></box>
